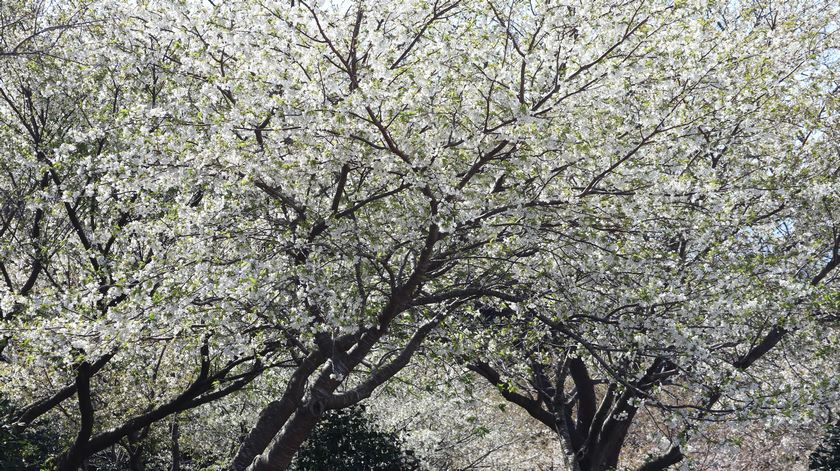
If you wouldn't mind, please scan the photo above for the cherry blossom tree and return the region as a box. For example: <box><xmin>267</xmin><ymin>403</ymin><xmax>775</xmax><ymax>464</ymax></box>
<box><xmin>1</xmin><ymin>2</ymin><xmax>267</xmax><ymax>469</ymax></box>
<box><xmin>0</xmin><ymin>0</ymin><xmax>837</xmax><ymax>470</ymax></box>
<box><xmin>451</xmin><ymin>1</ymin><xmax>840</xmax><ymax>470</ymax></box>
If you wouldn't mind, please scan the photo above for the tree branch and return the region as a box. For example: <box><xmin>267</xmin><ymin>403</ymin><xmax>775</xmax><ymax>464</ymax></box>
<box><xmin>324</xmin><ymin>314</ymin><xmax>443</xmax><ymax>410</ymax></box>
<box><xmin>635</xmin><ymin>446</ymin><xmax>684</xmax><ymax>471</ymax></box>
<box><xmin>13</xmin><ymin>351</ymin><xmax>114</xmax><ymax>431</ymax></box>
<box><xmin>57</xmin><ymin>362</ymin><xmax>94</xmax><ymax>471</ymax></box>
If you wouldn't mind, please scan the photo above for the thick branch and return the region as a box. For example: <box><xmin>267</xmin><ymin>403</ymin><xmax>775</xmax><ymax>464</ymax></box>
<box><xmin>84</xmin><ymin>357</ymin><xmax>260</xmax><ymax>460</ymax></box>
<box><xmin>13</xmin><ymin>351</ymin><xmax>114</xmax><ymax>431</ymax></box>
<box><xmin>568</xmin><ymin>357</ymin><xmax>597</xmax><ymax>439</ymax></box>
<box><xmin>324</xmin><ymin>315</ymin><xmax>442</xmax><ymax>410</ymax></box>
<box><xmin>635</xmin><ymin>446</ymin><xmax>684</xmax><ymax>471</ymax></box>
<box><xmin>57</xmin><ymin>362</ymin><xmax>94</xmax><ymax>471</ymax></box>
<box><xmin>232</xmin><ymin>351</ymin><xmax>327</xmax><ymax>471</ymax></box>
<box><xmin>469</xmin><ymin>360</ymin><xmax>557</xmax><ymax>430</ymax></box>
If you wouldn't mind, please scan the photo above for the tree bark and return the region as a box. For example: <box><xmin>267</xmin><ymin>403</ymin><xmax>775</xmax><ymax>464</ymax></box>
<box><xmin>568</xmin><ymin>357</ymin><xmax>596</xmax><ymax>446</ymax></box>
<box><xmin>57</xmin><ymin>362</ymin><xmax>94</xmax><ymax>471</ymax></box>
<box><xmin>14</xmin><ymin>351</ymin><xmax>114</xmax><ymax>433</ymax></box>
<box><xmin>245</xmin><ymin>405</ymin><xmax>321</xmax><ymax>471</ymax></box>
<box><xmin>170</xmin><ymin>420</ymin><xmax>180</xmax><ymax>471</ymax></box>
<box><xmin>232</xmin><ymin>351</ymin><xmax>326</xmax><ymax>470</ymax></box>
<box><xmin>128</xmin><ymin>444</ymin><xmax>145</xmax><ymax>471</ymax></box>
<box><xmin>635</xmin><ymin>446</ymin><xmax>684</xmax><ymax>471</ymax></box>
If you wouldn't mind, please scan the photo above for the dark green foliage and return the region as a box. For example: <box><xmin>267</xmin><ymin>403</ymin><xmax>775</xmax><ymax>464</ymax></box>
<box><xmin>291</xmin><ymin>405</ymin><xmax>420</xmax><ymax>471</ymax></box>
<box><xmin>0</xmin><ymin>396</ymin><xmax>61</xmax><ymax>471</ymax></box>
<box><xmin>811</xmin><ymin>421</ymin><xmax>840</xmax><ymax>470</ymax></box>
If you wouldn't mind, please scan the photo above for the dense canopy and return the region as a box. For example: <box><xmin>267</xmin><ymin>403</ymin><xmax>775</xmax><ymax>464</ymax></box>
<box><xmin>0</xmin><ymin>0</ymin><xmax>838</xmax><ymax>470</ymax></box>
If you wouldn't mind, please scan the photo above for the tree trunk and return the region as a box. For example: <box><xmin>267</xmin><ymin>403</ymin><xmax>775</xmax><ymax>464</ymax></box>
<box><xmin>232</xmin><ymin>351</ymin><xmax>326</xmax><ymax>470</ymax></box>
<box><xmin>128</xmin><ymin>444</ymin><xmax>145</xmax><ymax>471</ymax></box>
<box><xmin>245</xmin><ymin>405</ymin><xmax>321</xmax><ymax>471</ymax></box>
<box><xmin>556</xmin><ymin>415</ymin><xmax>583</xmax><ymax>471</ymax></box>
<box><xmin>170</xmin><ymin>420</ymin><xmax>180</xmax><ymax>471</ymax></box>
